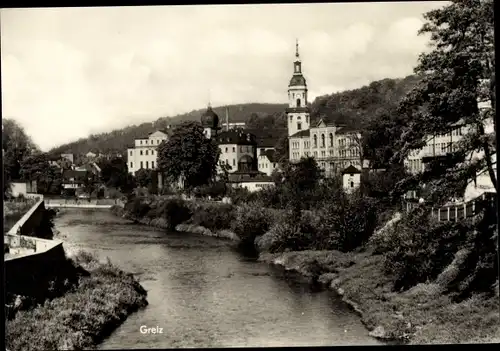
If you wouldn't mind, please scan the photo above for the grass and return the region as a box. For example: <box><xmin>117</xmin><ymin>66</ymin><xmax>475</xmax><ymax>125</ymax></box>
<box><xmin>5</xmin><ymin>251</ymin><xmax>148</xmax><ymax>351</ymax></box>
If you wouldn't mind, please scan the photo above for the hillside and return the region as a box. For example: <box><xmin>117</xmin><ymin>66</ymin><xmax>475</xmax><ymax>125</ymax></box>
<box><xmin>48</xmin><ymin>75</ymin><xmax>420</xmax><ymax>156</ymax></box>
<box><xmin>48</xmin><ymin>103</ymin><xmax>288</xmax><ymax>156</ymax></box>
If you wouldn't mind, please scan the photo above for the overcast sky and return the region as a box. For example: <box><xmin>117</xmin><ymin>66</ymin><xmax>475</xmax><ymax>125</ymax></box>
<box><xmin>1</xmin><ymin>2</ymin><xmax>446</xmax><ymax>151</ymax></box>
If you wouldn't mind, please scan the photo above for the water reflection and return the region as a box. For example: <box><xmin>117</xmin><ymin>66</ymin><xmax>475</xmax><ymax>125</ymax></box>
<box><xmin>53</xmin><ymin>209</ymin><xmax>382</xmax><ymax>349</ymax></box>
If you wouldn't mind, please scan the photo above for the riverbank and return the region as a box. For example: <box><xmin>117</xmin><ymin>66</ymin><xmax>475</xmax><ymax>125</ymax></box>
<box><xmin>259</xmin><ymin>249</ymin><xmax>500</xmax><ymax>345</ymax></box>
<box><xmin>110</xmin><ymin>196</ymin><xmax>499</xmax><ymax>345</ymax></box>
<box><xmin>5</xmin><ymin>251</ymin><xmax>148</xmax><ymax>351</ymax></box>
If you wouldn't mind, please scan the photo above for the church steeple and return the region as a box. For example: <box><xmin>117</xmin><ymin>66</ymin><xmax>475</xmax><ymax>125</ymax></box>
<box><xmin>286</xmin><ymin>39</ymin><xmax>310</xmax><ymax>137</ymax></box>
<box><xmin>294</xmin><ymin>38</ymin><xmax>302</xmax><ymax>74</ymax></box>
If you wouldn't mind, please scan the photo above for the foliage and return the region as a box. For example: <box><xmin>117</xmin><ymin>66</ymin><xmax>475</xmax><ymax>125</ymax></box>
<box><xmin>5</xmin><ymin>251</ymin><xmax>147</xmax><ymax>351</ymax></box>
<box><xmin>230</xmin><ymin>203</ymin><xmax>275</xmax><ymax>249</ymax></box>
<box><xmin>2</xmin><ymin>118</ymin><xmax>39</xmax><ymax>185</ymax></box>
<box><xmin>190</xmin><ymin>203</ymin><xmax>236</xmax><ymax>231</ymax></box>
<box><xmin>134</xmin><ymin>168</ymin><xmax>155</xmax><ymax>188</ymax></box>
<box><xmin>157</xmin><ymin>122</ymin><xmax>220</xmax><ymax>191</ymax></box>
<box><xmin>100</xmin><ymin>157</ymin><xmax>135</xmax><ymax>194</ymax></box>
<box><xmin>19</xmin><ymin>153</ymin><xmax>62</xmax><ymax>195</ymax></box>
<box><xmin>391</xmin><ymin>0</ymin><xmax>496</xmax><ymax>203</ymax></box>
<box><xmin>193</xmin><ymin>181</ymin><xmax>227</xmax><ymax>199</ymax></box>
<box><xmin>153</xmin><ymin>198</ymin><xmax>192</xmax><ymax>231</ymax></box>
<box><xmin>124</xmin><ymin>197</ymin><xmax>151</xmax><ymax>219</ymax></box>
<box><xmin>273</xmin><ymin>134</ymin><xmax>289</xmax><ymax>166</ymax></box>
<box><xmin>245</xmin><ymin>111</ymin><xmax>287</xmax><ymax>129</ymax></box>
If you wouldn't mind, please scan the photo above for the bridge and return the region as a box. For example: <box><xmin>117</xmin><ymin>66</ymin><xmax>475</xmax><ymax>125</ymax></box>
<box><xmin>44</xmin><ymin>198</ymin><xmax>124</xmax><ymax>209</ymax></box>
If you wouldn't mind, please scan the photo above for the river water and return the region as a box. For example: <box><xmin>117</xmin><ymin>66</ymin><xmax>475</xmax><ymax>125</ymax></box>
<box><xmin>54</xmin><ymin>208</ymin><xmax>382</xmax><ymax>349</ymax></box>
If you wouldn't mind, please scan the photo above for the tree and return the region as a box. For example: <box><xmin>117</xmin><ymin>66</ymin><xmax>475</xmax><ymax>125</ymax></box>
<box><xmin>274</xmin><ymin>134</ymin><xmax>290</xmax><ymax>166</ymax></box>
<box><xmin>392</xmin><ymin>0</ymin><xmax>496</xmax><ymax>204</ymax></box>
<box><xmin>2</xmin><ymin>119</ymin><xmax>38</xmax><ymax>185</ymax></box>
<box><xmin>135</xmin><ymin>168</ymin><xmax>154</xmax><ymax>188</ymax></box>
<box><xmin>100</xmin><ymin>157</ymin><xmax>132</xmax><ymax>193</ymax></box>
<box><xmin>18</xmin><ymin>153</ymin><xmax>62</xmax><ymax>195</ymax></box>
<box><xmin>280</xmin><ymin>156</ymin><xmax>324</xmax><ymax>213</ymax></box>
<box><xmin>157</xmin><ymin>121</ymin><xmax>220</xmax><ymax>191</ymax></box>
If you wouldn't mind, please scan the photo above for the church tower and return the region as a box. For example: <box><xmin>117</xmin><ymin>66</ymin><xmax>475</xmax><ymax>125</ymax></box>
<box><xmin>200</xmin><ymin>102</ymin><xmax>220</xmax><ymax>139</ymax></box>
<box><xmin>286</xmin><ymin>39</ymin><xmax>310</xmax><ymax>137</ymax></box>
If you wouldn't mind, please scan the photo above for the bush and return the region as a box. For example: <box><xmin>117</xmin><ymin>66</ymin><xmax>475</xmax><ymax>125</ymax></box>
<box><xmin>124</xmin><ymin>197</ymin><xmax>151</xmax><ymax>219</ymax></box>
<box><xmin>231</xmin><ymin>202</ymin><xmax>275</xmax><ymax>251</ymax></box>
<box><xmin>157</xmin><ymin>198</ymin><xmax>192</xmax><ymax>231</ymax></box>
<box><xmin>380</xmin><ymin>206</ymin><xmax>475</xmax><ymax>292</ymax></box>
<box><xmin>315</xmin><ymin>194</ymin><xmax>379</xmax><ymax>252</ymax></box>
<box><xmin>191</xmin><ymin>203</ymin><xmax>235</xmax><ymax>231</ymax></box>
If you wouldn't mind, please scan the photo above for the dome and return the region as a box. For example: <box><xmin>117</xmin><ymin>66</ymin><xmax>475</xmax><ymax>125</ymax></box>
<box><xmin>289</xmin><ymin>74</ymin><xmax>307</xmax><ymax>87</ymax></box>
<box><xmin>201</xmin><ymin>106</ymin><xmax>219</xmax><ymax>129</ymax></box>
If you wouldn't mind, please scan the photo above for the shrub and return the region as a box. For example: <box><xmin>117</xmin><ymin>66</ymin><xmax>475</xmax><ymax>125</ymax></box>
<box><xmin>156</xmin><ymin>198</ymin><xmax>192</xmax><ymax>231</ymax></box>
<box><xmin>315</xmin><ymin>194</ymin><xmax>379</xmax><ymax>252</ymax></box>
<box><xmin>231</xmin><ymin>202</ymin><xmax>275</xmax><ymax>251</ymax></box>
<box><xmin>380</xmin><ymin>206</ymin><xmax>475</xmax><ymax>292</ymax></box>
<box><xmin>191</xmin><ymin>203</ymin><xmax>236</xmax><ymax>231</ymax></box>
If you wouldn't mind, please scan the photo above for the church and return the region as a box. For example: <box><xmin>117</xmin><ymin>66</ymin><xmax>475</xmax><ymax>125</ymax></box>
<box><xmin>287</xmin><ymin>40</ymin><xmax>363</xmax><ymax>179</ymax></box>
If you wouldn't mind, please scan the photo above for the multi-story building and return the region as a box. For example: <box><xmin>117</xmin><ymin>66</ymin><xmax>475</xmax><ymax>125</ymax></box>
<box><xmin>127</xmin><ymin>128</ymin><xmax>171</xmax><ymax>174</ymax></box>
<box><xmin>257</xmin><ymin>149</ymin><xmax>278</xmax><ymax>176</ymax></box>
<box><xmin>404</xmin><ymin>123</ymin><xmax>468</xmax><ymax>174</ymax></box>
<box><xmin>286</xmin><ymin>41</ymin><xmax>362</xmax><ymax>177</ymax></box>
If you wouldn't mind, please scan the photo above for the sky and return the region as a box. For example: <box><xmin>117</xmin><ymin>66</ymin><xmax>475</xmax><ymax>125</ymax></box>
<box><xmin>1</xmin><ymin>2</ymin><xmax>447</xmax><ymax>151</ymax></box>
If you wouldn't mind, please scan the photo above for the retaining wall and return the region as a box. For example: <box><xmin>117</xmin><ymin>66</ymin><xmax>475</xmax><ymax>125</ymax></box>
<box><xmin>5</xmin><ymin>195</ymin><xmax>68</xmax><ymax>297</ymax></box>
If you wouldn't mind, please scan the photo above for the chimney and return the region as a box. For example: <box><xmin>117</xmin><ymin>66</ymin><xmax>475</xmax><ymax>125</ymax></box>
<box><xmin>225</xmin><ymin>106</ymin><xmax>229</xmax><ymax>131</ymax></box>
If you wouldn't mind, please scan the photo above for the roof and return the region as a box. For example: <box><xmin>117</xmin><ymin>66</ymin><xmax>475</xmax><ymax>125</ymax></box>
<box><xmin>336</xmin><ymin>126</ymin><xmax>359</xmax><ymax>135</ymax></box>
<box><xmin>245</xmin><ymin>128</ymin><xmax>287</xmax><ymax>148</ymax></box>
<box><xmin>201</xmin><ymin>106</ymin><xmax>220</xmax><ymax>129</ymax></box>
<box><xmin>217</xmin><ymin>130</ymin><xmax>257</xmax><ymax>145</ymax></box>
<box><xmin>259</xmin><ymin>149</ymin><xmax>277</xmax><ymax>163</ymax></box>
<box><xmin>148</xmin><ymin>129</ymin><xmax>171</xmax><ymax>136</ymax></box>
<box><xmin>290</xmin><ymin>130</ymin><xmax>310</xmax><ymax>138</ymax></box>
<box><xmin>289</xmin><ymin>74</ymin><xmax>307</xmax><ymax>87</ymax></box>
<box><xmin>62</xmin><ymin>169</ymin><xmax>89</xmax><ymax>180</ymax></box>
<box><xmin>341</xmin><ymin>165</ymin><xmax>362</xmax><ymax>174</ymax></box>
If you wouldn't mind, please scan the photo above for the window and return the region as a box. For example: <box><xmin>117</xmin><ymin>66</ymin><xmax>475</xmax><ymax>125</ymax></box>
<box><xmin>233</xmin><ymin>147</ymin><xmax>236</xmax><ymax>153</ymax></box>
<box><xmin>140</xmin><ymin>150</ymin><xmax>143</xmax><ymax>155</ymax></box>
<box><xmin>129</xmin><ymin>150</ymin><xmax>133</xmax><ymax>156</ymax></box>
<box><xmin>296</xmin><ymin>98</ymin><xmax>301</xmax><ymax>107</ymax></box>
<box><xmin>140</xmin><ymin>140</ymin><xmax>143</xmax><ymax>145</ymax></box>
<box><xmin>140</xmin><ymin>161</ymin><xmax>143</xmax><ymax>169</ymax></box>
<box><xmin>145</xmin><ymin>150</ymin><xmax>149</xmax><ymax>155</ymax></box>
<box><xmin>225</xmin><ymin>147</ymin><xmax>228</xmax><ymax>153</ymax></box>
<box><xmin>313</xmin><ymin>135</ymin><xmax>317</xmax><ymax>148</ymax></box>
<box><xmin>314</xmin><ymin>151</ymin><xmax>317</xmax><ymax>157</ymax></box>
<box><xmin>290</xmin><ymin>116</ymin><xmax>293</xmax><ymax>122</ymax></box>
<box><xmin>321</xmin><ymin>134</ymin><xmax>325</xmax><ymax>148</ymax></box>
<box><xmin>321</xmin><ymin>151</ymin><xmax>325</xmax><ymax>157</ymax></box>
<box><xmin>329</xmin><ymin>133</ymin><xmax>333</xmax><ymax>147</ymax></box>
<box><xmin>130</xmin><ymin>162</ymin><xmax>133</xmax><ymax>168</ymax></box>
<box><xmin>151</xmin><ymin>161</ymin><xmax>155</xmax><ymax>169</ymax></box>
<box><xmin>146</xmin><ymin>161</ymin><xmax>149</xmax><ymax>169</ymax></box>
<box><xmin>297</xmin><ymin>123</ymin><xmax>302</xmax><ymax>130</ymax></box>
<box><xmin>157</xmin><ymin>140</ymin><xmax>160</xmax><ymax>144</ymax></box>
<box><xmin>351</xmin><ymin>181</ymin><xmax>354</xmax><ymax>188</ymax></box>
<box><xmin>151</xmin><ymin>150</ymin><xmax>154</xmax><ymax>155</ymax></box>
<box><xmin>233</xmin><ymin>159</ymin><xmax>236</xmax><ymax>166</ymax></box>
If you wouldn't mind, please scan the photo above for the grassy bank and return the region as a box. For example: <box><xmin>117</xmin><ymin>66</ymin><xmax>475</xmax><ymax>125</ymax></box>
<box><xmin>113</xmin><ymin>194</ymin><xmax>499</xmax><ymax>344</ymax></box>
<box><xmin>5</xmin><ymin>251</ymin><xmax>148</xmax><ymax>351</ymax></box>
<box><xmin>259</xmin><ymin>248</ymin><xmax>499</xmax><ymax>344</ymax></box>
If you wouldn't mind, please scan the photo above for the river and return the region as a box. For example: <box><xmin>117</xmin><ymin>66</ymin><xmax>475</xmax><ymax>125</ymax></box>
<box><xmin>54</xmin><ymin>208</ymin><xmax>382</xmax><ymax>348</ymax></box>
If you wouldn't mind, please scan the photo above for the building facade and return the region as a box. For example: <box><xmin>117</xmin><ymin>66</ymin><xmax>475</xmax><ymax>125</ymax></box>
<box><xmin>286</xmin><ymin>41</ymin><xmax>362</xmax><ymax>177</ymax></box>
<box><xmin>127</xmin><ymin>129</ymin><xmax>171</xmax><ymax>174</ymax></box>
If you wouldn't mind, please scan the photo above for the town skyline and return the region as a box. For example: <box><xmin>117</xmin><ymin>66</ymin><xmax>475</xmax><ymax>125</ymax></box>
<box><xmin>2</xmin><ymin>2</ymin><xmax>445</xmax><ymax>151</ymax></box>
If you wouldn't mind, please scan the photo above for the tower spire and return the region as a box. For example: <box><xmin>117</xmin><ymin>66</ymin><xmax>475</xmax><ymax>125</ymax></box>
<box><xmin>208</xmin><ymin>89</ymin><xmax>212</xmax><ymax>108</ymax></box>
<box><xmin>295</xmin><ymin>38</ymin><xmax>299</xmax><ymax>58</ymax></box>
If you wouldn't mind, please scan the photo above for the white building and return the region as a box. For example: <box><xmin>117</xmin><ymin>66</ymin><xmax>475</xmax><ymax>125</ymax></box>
<box><xmin>341</xmin><ymin>165</ymin><xmax>362</xmax><ymax>193</ymax></box>
<box><xmin>127</xmin><ymin>129</ymin><xmax>170</xmax><ymax>174</ymax></box>
<box><xmin>257</xmin><ymin>149</ymin><xmax>278</xmax><ymax>176</ymax></box>
<box><xmin>286</xmin><ymin>41</ymin><xmax>362</xmax><ymax>177</ymax></box>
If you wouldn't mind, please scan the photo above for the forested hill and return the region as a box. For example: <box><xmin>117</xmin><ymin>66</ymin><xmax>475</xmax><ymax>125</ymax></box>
<box><xmin>48</xmin><ymin>75</ymin><xmax>419</xmax><ymax>156</ymax></box>
<box><xmin>309</xmin><ymin>74</ymin><xmax>420</xmax><ymax>128</ymax></box>
<box><xmin>48</xmin><ymin>103</ymin><xmax>288</xmax><ymax>156</ymax></box>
